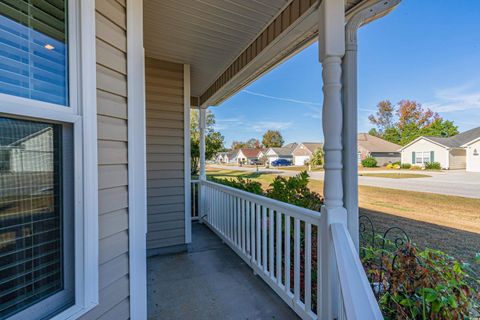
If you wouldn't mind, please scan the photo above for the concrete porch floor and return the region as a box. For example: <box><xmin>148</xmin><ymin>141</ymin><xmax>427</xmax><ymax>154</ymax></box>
<box><xmin>147</xmin><ymin>222</ymin><xmax>299</xmax><ymax>319</ymax></box>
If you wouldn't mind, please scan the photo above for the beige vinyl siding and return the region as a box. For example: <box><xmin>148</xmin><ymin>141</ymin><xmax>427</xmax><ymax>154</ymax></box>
<box><xmin>80</xmin><ymin>0</ymin><xmax>130</xmax><ymax>318</ymax></box>
<box><xmin>401</xmin><ymin>139</ymin><xmax>449</xmax><ymax>169</ymax></box>
<box><xmin>449</xmin><ymin>149</ymin><xmax>467</xmax><ymax>170</ymax></box>
<box><xmin>145</xmin><ymin>57</ymin><xmax>186</xmax><ymax>251</ymax></box>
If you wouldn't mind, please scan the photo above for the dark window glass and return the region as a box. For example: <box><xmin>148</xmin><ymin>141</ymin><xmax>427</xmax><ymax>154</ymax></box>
<box><xmin>0</xmin><ymin>117</ymin><xmax>73</xmax><ymax>318</ymax></box>
<box><xmin>0</xmin><ymin>1</ymin><xmax>68</xmax><ymax>105</ymax></box>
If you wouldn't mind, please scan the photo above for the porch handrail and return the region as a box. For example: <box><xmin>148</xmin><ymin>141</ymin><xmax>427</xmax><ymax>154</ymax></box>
<box><xmin>331</xmin><ymin>223</ymin><xmax>383</xmax><ymax>320</ymax></box>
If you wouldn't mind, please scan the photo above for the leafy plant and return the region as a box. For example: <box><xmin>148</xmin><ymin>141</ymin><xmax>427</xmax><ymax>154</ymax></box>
<box><xmin>309</xmin><ymin>148</ymin><xmax>324</xmax><ymax>167</ymax></box>
<box><xmin>265</xmin><ymin>171</ymin><xmax>323</xmax><ymax>211</ymax></box>
<box><xmin>401</xmin><ymin>163</ymin><xmax>412</xmax><ymax>169</ymax></box>
<box><xmin>362</xmin><ymin>156</ymin><xmax>378</xmax><ymax>168</ymax></box>
<box><xmin>209</xmin><ymin>176</ymin><xmax>263</xmax><ymax>195</ymax></box>
<box><xmin>362</xmin><ymin>240</ymin><xmax>480</xmax><ymax>319</ymax></box>
<box><xmin>424</xmin><ymin>162</ymin><xmax>441</xmax><ymax>170</ymax></box>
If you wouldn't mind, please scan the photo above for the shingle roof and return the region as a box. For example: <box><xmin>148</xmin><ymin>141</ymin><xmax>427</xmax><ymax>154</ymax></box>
<box><xmin>357</xmin><ymin>133</ymin><xmax>401</xmax><ymax>153</ymax></box>
<box><xmin>239</xmin><ymin>148</ymin><xmax>265</xmax><ymax>158</ymax></box>
<box><xmin>424</xmin><ymin>127</ymin><xmax>480</xmax><ymax>148</ymax></box>
<box><xmin>269</xmin><ymin>143</ymin><xmax>297</xmax><ymax>157</ymax></box>
<box><xmin>299</xmin><ymin>142</ymin><xmax>323</xmax><ymax>153</ymax></box>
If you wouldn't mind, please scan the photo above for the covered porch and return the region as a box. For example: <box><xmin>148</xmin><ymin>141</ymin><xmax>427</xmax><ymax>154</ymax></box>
<box><xmin>142</xmin><ymin>0</ymin><xmax>401</xmax><ymax>319</ymax></box>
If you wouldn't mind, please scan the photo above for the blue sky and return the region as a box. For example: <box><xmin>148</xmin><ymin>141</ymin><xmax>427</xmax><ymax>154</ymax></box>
<box><xmin>212</xmin><ymin>0</ymin><xmax>480</xmax><ymax>148</ymax></box>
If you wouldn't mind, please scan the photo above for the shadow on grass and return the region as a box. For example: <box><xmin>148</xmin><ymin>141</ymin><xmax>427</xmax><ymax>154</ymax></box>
<box><xmin>360</xmin><ymin>207</ymin><xmax>480</xmax><ymax>273</ymax></box>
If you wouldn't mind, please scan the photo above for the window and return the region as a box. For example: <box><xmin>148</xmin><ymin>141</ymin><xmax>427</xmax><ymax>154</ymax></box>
<box><xmin>0</xmin><ymin>1</ymin><xmax>69</xmax><ymax>106</ymax></box>
<box><xmin>0</xmin><ymin>117</ymin><xmax>74</xmax><ymax>319</ymax></box>
<box><xmin>0</xmin><ymin>1</ymin><xmax>97</xmax><ymax>319</ymax></box>
<box><xmin>415</xmin><ymin>151</ymin><xmax>432</xmax><ymax>164</ymax></box>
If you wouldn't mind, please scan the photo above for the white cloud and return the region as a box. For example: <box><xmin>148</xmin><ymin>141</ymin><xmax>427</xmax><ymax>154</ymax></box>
<box><xmin>425</xmin><ymin>83</ymin><xmax>480</xmax><ymax>113</ymax></box>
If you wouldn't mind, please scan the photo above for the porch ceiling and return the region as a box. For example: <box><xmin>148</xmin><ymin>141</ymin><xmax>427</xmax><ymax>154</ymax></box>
<box><xmin>144</xmin><ymin>0</ymin><xmax>366</xmax><ymax>102</ymax></box>
<box><xmin>144</xmin><ymin>0</ymin><xmax>290</xmax><ymax>97</ymax></box>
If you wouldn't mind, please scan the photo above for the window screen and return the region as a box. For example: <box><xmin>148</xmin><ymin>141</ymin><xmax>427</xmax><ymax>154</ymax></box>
<box><xmin>0</xmin><ymin>117</ymin><xmax>73</xmax><ymax>319</ymax></box>
<box><xmin>0</xmin><ymin>0</ymin><xmax>69</xmax><ymax>105</ymax></box>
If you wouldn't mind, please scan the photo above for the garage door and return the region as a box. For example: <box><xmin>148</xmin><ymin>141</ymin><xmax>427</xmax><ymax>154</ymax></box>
<box><xmin>294</xmin><ymin>156</ymin><xmax>310</xmax><ymax>166</ymax></box>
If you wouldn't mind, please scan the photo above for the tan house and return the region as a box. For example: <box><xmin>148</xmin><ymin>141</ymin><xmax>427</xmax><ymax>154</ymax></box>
<box><xmin>357</xmin><ymin>133</ymin><xmax>401</xmax><ymax>165</ymax></box>
<box><xmin>292</xmin><ymin>142</ymin><xmax>323</xmax><ymax>165</ymax></box>
<box><xmin>0</xmin><ymin>0</ymin><xmax>401</xmax><ymax>319</ymax></box>
<box><xmin>399</xmin><ymin>127</ymin><xmax>480</xmax><ymax>170</ymax></box>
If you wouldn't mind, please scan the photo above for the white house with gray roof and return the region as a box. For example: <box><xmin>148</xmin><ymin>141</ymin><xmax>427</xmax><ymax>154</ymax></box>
<box><xmin>399</xmin><ymin>127</ymin><xmax>480</xmax><ymax>170</ymax></box>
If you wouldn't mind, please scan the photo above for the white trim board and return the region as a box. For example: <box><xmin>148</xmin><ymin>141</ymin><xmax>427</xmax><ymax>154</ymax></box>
<box><xmin>127</xmin><ymin>0</ymin><xmax>148</xmax><ymax>319</ymax></box>
<box><xmin>184</xmin><ymin>64</ymin><xmax>192</xmax><ymax>244</ymax></box>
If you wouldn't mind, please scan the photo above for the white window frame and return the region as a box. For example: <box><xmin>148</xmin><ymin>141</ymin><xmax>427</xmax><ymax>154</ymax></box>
<box><xmin>0</xmin><ymin>0</ymin><xmax>99</xmax><ymax>319</ymax></box>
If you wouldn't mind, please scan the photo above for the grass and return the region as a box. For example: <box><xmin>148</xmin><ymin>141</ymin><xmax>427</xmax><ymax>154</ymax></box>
<box><xmin>274</xmin><ymin>165</ymin><xmax>323</xmax><ymax>172</ymax></box>
<box><xmin>206</xmin><ymin>168</ymin><xmax>480</xmax><ymax>269</ymax></box>
<box><xmin>359</xmin><ymin>173</ymin><xmax>431</xmax><ymax>179</ymax></box>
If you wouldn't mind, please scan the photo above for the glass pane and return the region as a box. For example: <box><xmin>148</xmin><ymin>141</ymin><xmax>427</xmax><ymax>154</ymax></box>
<box><xmin>0</xmin><ymin>117</ymin><xmax>71</xmax><ymax>318</ymax></box>
<box><xmin>0</xmin><ymin>1</ymin><xmax>69</xmax><ymax>106</ymax></box>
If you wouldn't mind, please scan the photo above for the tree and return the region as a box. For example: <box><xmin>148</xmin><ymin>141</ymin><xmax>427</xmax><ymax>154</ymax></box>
<box><xmin>309</xmin><ymin>148</ymin><xmax>324</xmax><ymax>167</ymax></box>
<box><xmin>368</xmin><ymin>100</ymin><xmax>459</xmax><ymax>146</ymax></box>
<box><xmin>231</xmin><ymin>138</ymin><xmax>262</xmax><ymax>150</ymax></box>
<box><xmin>190</xmin><ymin>110</ymin><xmax>224</xmax><ymax>175</ymax></box>
<box><xmin>231</xmin><ymin>141</ymin><xmax>247</xmax><ymax>150</ymax></box>
<box><xmin>262</xmin><ymin>130</ymin><xmax>284</xmax><ymax>148</ymax></box>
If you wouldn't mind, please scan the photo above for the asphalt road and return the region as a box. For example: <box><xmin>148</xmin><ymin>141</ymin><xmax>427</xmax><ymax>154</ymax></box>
<box><xmin>208</xmin><ymin>164</ymin><xmax>480</xmax><ymax>199</ymax></box>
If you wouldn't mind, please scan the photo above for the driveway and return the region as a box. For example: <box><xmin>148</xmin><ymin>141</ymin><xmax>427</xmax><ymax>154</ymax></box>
<box><xmin>208</xmin><ymin>164</ymin><xmax>480</xmax><ymax>199</ymax></box>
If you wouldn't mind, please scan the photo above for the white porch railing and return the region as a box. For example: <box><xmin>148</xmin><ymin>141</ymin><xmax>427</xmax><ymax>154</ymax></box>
<box><xmin>199</xmin><ymin>180</ymin><xmax>382</xmax><ymax>320</ymax></box>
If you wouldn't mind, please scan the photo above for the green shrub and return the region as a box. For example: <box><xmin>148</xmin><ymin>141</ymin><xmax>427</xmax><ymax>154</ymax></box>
<box><xmin>401</xmin><ymin>163</ymin><xmax>412</xmax><ymax>169</ymax></box>
<box><xmin>362</xmin><ymin>156</ymin><xmax>378</xmax><ymax>168</ymax></box>
<box><xmin>425</xmin><ymin>162</ymin><xmax>441</xmax><ymax>170</ymax></box>
<box><xmin>362</xmin><ymin>241</ymin><xmax>480</xmax><ymax>319</ymax></box>
<box><xmin>210</xmin><ymin>176</ymin><xmax>263</xmax><ymax>195</ymax></box>
<box><xmin>266</xmin><ymin>171</ymin><xmax>323</xmax><ymax>211</ymax></box>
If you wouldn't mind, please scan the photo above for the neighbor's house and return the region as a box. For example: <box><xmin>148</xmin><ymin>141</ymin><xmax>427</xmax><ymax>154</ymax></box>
<box><xmin>291</xmin><ymin>142</ymin><xmax>323</xmax><ymax>165</ymax></box>
<box><xmin>265</xmin><ymin>143</ymin><xmax>298</xmax><ymax>165</ymax></box>
<box><xmin>0</xmin><ymin>0</ymin><xmax>397</xmax><ymax>319</ymax></box>
<box><xmin>399</xmin><ymin>127</ymin><xmax>480</xmax><ymax>170</ymax></box>
<box><xmin>235</xmin><ymin>148</ymin><xmax>265</xmax><ymax>164</ymax></box>
<box><xmin>215</xmin><ymin>151</ymin><xmax>234</xmax><ymax>164</ymax></box>
<box><xmin>463</xmin><ymin>137</ymin><xmax>480</xmax><ymax>172</ymax></box>
<box><xmin>357</xmin><ymin>133</ymin><xmax>401</xmax><ymax>166</ymax></box>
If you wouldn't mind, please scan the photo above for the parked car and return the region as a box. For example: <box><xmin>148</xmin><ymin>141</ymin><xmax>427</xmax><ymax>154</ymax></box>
<box><xmin>271</xmin><ymin>159</ymin><xmax>292</xmax><ymax>167</ymax></box>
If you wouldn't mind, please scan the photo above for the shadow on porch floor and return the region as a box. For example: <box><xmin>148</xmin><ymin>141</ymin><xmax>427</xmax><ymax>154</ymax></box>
<box><xmin>147</xmin><ymin>222</ymin><xmax>299</xmax><ymax>319</ymax></box>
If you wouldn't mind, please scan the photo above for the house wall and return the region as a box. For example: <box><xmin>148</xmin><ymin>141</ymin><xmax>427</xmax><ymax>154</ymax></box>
<box><xmin>292</xmin><ymin>144</ymin><xmax>312</xmax><ymax>165</ymax></box>
<box><xmin>449</xmin><ymin>148</ymin><xmax>466</xmax><ymax>170</ymax></box>
<box><xmin>400</xmin><ymin>139</ymin><xmax>449</xmax><ymax>168</ymax></box>
<box><xmin>81</xmin><ymin>0</ymin><xmax>131</xmax><ymax>318</ymax></box>
<box><xmin>466</xmin><ymin>140</ymin><xmax>480</xmax><ymax>172</ymax></box>
<box><xmin>145</xmin><ymin>57</ymin><xmax>186</xmax><ymax>252</ymax></box>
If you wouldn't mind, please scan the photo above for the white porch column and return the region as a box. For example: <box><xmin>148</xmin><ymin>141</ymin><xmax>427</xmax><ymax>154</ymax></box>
<box><xmin>318</xmin><ymin>0</ymin><xmax>346</xmax><ymax>318</ymax></box>
<box><xmin>199</xmin><ymin>107</ymin><xmax>207</xmax><ymax>181</ymax></box>
<box><xmin>343</xmin><ymin>0</ymin><xmax>401</xmax><ymax>251</ymax></box>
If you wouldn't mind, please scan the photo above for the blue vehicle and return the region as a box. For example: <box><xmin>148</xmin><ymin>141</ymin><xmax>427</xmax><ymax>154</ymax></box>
<box><xmin>271</xmin><ymin>159</ymin><xmax>292</xmax><ymax>167</ymax></box>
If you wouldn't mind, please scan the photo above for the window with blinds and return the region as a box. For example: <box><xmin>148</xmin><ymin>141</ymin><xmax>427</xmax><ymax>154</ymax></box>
<box><xmin>0</xmin><ymin>117</ymin><xmax>73</xmax><ymax>319</ymax></box>
<box><xmin>0</xmin><ymin>0</ymin><xmax>69</xmax><ymax>106</ymax></box>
